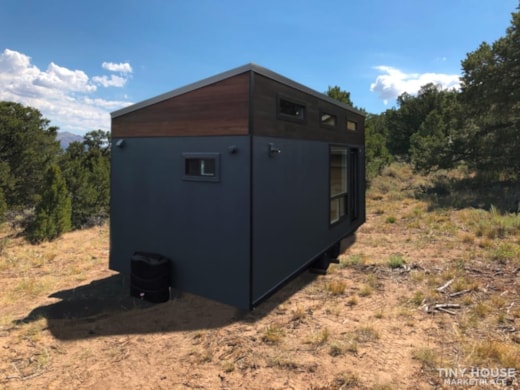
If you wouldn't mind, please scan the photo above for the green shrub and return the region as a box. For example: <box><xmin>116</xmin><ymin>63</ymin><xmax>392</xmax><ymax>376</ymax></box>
<box><xmin>388</xmin><ymin>254</ymin><xmax>405</xmax><ymax>269</ymax></box>
<box><xmin>385</xmin><ymin>216</ymin><xmax>397</xmax><ymax>224</ymax></box>
<box><xmin>27</xmin><ymin>165</ymin><xmax>71</xmax><ymax>243</ymax></box>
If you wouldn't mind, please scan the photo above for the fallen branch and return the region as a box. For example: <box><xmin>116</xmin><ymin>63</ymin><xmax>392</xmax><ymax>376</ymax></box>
<box><xmin>6</xmin><ymin>368</ymin><xmax>46</xmax><ymax>381</ymax></box>
<box><xmin>436</xmin><ymin>307</ymin><xmax>456</xmax><ymax>315</ymax></box>
<box><xmin>449</xmin><ymin>289</ymin><xmax>471</xmax><ymax>298</ymax></box>
<box><xmin>465</xmin><ymin>268</ymin><xmax>483</xmax><ymax>274</ymax></box>
<box><xmin>423</xmin><ymin>303</ymin><xmax>462</xmax><ymax>315</ymax></box>
<box><xmin>497</xmin><ymin>326</ymin><xmax>516</xmax><ymax>333</ymax></box>
<box><xmin>436</xmin><ymin>279</ymin><xmax>454</xmax><ymax>292</ymax></box>
<box><xmin>434</xmin><ymin>303</ymin><xmax>461</xmax><ymax>309</ymax></box>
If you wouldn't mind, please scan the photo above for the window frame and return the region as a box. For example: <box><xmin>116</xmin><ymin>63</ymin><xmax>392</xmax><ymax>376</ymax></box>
<box><xmin>277</xmin><ymin>94</ymin><xmax>307</xmax><ymax>123</ymax></box>
<box><xmin>346</xmin><ymin>119</ymin><xmax>358</xmax><ymax>131</ymax></box>
<box><xmin>349</xmin><ymin>148</ymin><xmax>360</xmax><ymax>221</ymax></box>
<box><xmin>329</xmin><ymin>145</ymin><xmax>349</xmax><ymax>225</ymax></box>
<box><xmin>182</xmin><ymin>152</ymin><xmax>221</xmax><ymax>182</ymax></box>
<box><xmin>320</xmin><ymin>111</ymin><xmax>338</xmax><ymax>129</ymax></box>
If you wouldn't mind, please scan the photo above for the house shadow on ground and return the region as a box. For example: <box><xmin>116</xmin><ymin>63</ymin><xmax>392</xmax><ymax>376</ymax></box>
<box><xmin>15</xmin><ymin>236</ymin><xmax>356</xmax><ymax>341</ymax></box>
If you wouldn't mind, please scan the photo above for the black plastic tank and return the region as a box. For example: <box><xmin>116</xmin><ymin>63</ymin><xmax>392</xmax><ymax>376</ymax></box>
<box><xmin>130</xmin><ymin>252</ymin><xmax>171</xmax><ymax>303</ymax></box>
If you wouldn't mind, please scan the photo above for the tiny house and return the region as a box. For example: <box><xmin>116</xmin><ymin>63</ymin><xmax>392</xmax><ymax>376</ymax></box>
<box><xmin>110</xmin><ymin>63</ymin><xmax>365</xmax><ymax>310</ymax></box>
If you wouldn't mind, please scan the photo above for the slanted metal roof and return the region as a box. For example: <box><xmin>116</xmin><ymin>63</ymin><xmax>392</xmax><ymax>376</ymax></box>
<box><xmin>111</xmin><ymin>63</ymin><xmax>364</xmax><ymax>118</ymax></box>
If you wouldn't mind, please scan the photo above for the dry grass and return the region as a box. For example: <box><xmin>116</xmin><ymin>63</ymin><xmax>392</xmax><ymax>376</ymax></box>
<box><xmin>328</xmin><ymin>340</ymin><xmax>346</xmax><ymax>357</ymax></box>
<box><xmin>358</xmin><ymin>284</ymin><xmax>373</xmax><ymax>297</ymax></box>
<box><xmin>325</xmin><ymin>279</ymin><xmax>347</xmax><ymax>295</ymax></box>
<box><xmin>471</xmin><ymin>340</ymin><xmax>520</xmax><ymax>369</ymax></box>
<box><xmin>358</xmin><ymin>163</ymin><xmax>520</xmax><ymax>383</ymax></box>
<box><xmin>410</xmin><ymin>291</ymin><xmax>425</xmax><ymax>306</ymax></box>
<box><xmin>412</xmin><ymin>347</ymin><xmax>438</xmax><ymax>369</ymax></box>
<box><xmin>262</xmin><ymin>323</ymin><xmax>285</xmax><ymax>344</ymax></box>
<box><xmin>1</xmin><ymin>163</ymin><xmax>520</xmax><ymax>389</ymax></box>
<box><xmin>338</xmin><ymin>253</ymin><xmax>365</xmax><ymax>268</ymax></box>
<box><xmin>353</xmin><ymin>326</ymin><xmax>379</xmax><ymax>343</ymax></box>
<box><xmin>291</xmin><ymin>305</ymin><xmax>307</xmax><ymax>322</ymax></box>
<box><xmin>305</xmin><ymin>327</ymin><xmax>329</xmax><ymax>347</ymax></box>
<box><xmin>346</xmin><ymin>295</ymin><xmax>358</xmax><ymax>306</ymax></box>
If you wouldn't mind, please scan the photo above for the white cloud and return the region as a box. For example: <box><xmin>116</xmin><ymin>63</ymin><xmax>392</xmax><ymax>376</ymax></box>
<box><xmin>34</xmin><ymin>62</ymin><xmax>96</xmax><ymax>92</ymax></box>
<box><xmin>95</xmin><ymin>61</ymin><xmax>132</xmax><ymax>88</ymax></box>
<box><xmin>102</xmin><ymin>61</ymin><xmax>132</xmax><ymax>73</ymax></box>
<box><xmin>370</xmin><ymin>65</ymin><xmax>460</xmax><ymax>104</ymax></box>
<box><xmin>83</xmin><ymin>96</ymin><xmax>132</xmax><ymax>110</ymax></box>
<box><xmin>0</xmin><ymin>48</ymin><xmax>133</xmax><ymax>133</ymax></box>
<box><xmin>92</xmin><ymin>74</ymin><xmax>127</xmax><ymax>88</ymax></box>
<box><xmin>0</xmin><ymin>48</ymin><xmax>34</xmax><ymax>73</ymax></box>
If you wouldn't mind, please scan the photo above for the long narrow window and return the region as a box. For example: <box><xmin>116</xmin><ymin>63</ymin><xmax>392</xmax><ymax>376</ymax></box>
<box><xmin>278</xmin><ymin>96</ymin><xmax>306</xmax><ymax>121</ymax></box>
<box><xmin>330</xmin><ymin>146</ymin><xmax>348</xmax><ymax>224</ymax></box>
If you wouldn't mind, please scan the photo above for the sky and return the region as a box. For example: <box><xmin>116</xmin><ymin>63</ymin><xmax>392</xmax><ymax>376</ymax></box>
<box><xmin>0</xmin><ymin>0</ymin><xmax>518</xmax><ymax>135</ymax></box>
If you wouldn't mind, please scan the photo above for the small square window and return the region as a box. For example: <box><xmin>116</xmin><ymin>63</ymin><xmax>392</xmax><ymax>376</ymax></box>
<box><xmin>278</xmin><ymin>96</ymin><xmax>306</xmax><ymax>121</ymax></box>
<box><xmin>183</xmin><ymin>153</ymin><xmax>220</xmax><ymax>182</ymax></box>
<box><xmin>321</xmin><ymin>112</ymin><xmax>337</xmax><ymax>128</ymax></box>
<box><xmin>346</xmin><ymin>120</ymin><xmax>358</xmax><ymax>131</ymax></box>
<box><xmin>185</xmin><ymin>158</ymin><xmax>216</xmax><ymax>176</ymax></box>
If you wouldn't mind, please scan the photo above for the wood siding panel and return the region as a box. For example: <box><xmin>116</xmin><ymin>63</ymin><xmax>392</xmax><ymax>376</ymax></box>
<box><xmin>252</xmin><ymin>74</ymin><xmax>364</xmax><ymax>145</ymax></box>
<box><xmin>112</xmin><ymin>73</ymin><xmax>250</xmax><ymax>137</ymax></box>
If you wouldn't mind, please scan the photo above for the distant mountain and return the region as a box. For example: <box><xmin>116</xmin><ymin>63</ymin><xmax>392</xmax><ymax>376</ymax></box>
<box><xmin>57</xmin><ymin>131</ymin><xmax>83</xmax><ymax>149</ymax></box>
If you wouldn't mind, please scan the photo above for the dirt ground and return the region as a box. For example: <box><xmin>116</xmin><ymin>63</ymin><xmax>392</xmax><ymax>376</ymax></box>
<box><xmin>1</xmin><ymin>171</ymin><xmax>520</xmax><ymax>389</ymax></box>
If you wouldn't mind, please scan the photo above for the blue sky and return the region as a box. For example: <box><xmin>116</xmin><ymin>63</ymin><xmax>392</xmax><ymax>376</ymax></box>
<box><xmin>0</xmin><ymin>0</ymin><xmax>517</xmax><ymax>134</ymax></box>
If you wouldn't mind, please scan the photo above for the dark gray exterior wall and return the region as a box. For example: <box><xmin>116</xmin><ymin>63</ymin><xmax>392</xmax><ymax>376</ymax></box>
<box><xmin>251</xmin><ymin>136</ymin><xmax>363</xmax><ymax>304</ymax></box>
<box><xmin>110</xmin><ymin>134</ymin><xmax>364</xmax><ymax>310</ymax></box>
<box><xmin>110</xmin><ymin>135</ymin><xmax>251</xmax><ymax>309</ymax></box>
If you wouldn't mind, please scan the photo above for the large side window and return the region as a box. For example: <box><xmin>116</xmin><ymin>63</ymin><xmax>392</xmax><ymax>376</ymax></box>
<box><xmin>349</xmin><ymin>148</ymin><xmax>360</xmax><ymax>221</ymax></box>
<box><xmin>182</xmin><ymin>153</ymin><xmax>220</xmax><ymax>182</ymax></box>
<box><xmin>329</xmin><ymin>146</ymin><xmax>348</xmax><ymax>224</ymax></box>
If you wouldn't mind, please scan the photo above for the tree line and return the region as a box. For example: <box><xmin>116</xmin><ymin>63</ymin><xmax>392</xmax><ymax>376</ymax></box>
<box><xmin>355</xmin><ymin>4</ymin><xmax>520</xmax><ymax>181</ymax></box>
<box><xmin>0</xmin><ymin>100</ymin><xmax>109</xmax><ymax>243</ymax></box>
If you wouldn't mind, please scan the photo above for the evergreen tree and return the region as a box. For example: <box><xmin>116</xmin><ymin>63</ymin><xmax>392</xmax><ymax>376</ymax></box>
<box><xmin>27</xmin><ymin>164</ymin><xmax>71</xmax><ymax>243</ymax></box>
<box><xmin>365</xmin><ymin>113</ymin><xmax>392</xmax><ymax>179</ymax></box>
<box><xmin>385</xmin><ymin>83</ymin><xmax>446</xmax><ymax>159</ymax></box>
<box><xmin>0</xmin><ymin>101</ymin><xmax>59</xmax><ymax>209</ymax></box>
<box><xmin>325</xmin><ymin>85</ymin><xmax>354</xmax><ymax>107</ymax></box>
<box><xmin>60</xmin><ymin>130</ymin><xmax>110</xmax><ymax>229</ymax></box>
<box><xmin>460</xmin><ymin>6</ymin><xmax>520</xmax><ymax>176</ymax></box>
<box><xmin>410</xmin><ymin>90</ymin><xmax>465</xmax><ymax>171</ymax></box>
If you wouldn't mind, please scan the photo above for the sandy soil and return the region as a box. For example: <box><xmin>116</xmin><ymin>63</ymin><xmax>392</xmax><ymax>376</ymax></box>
<box><xmin>1</xmin><ymin>193</ymin><xmax>519</xmax><ymax>389</ymax></box>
